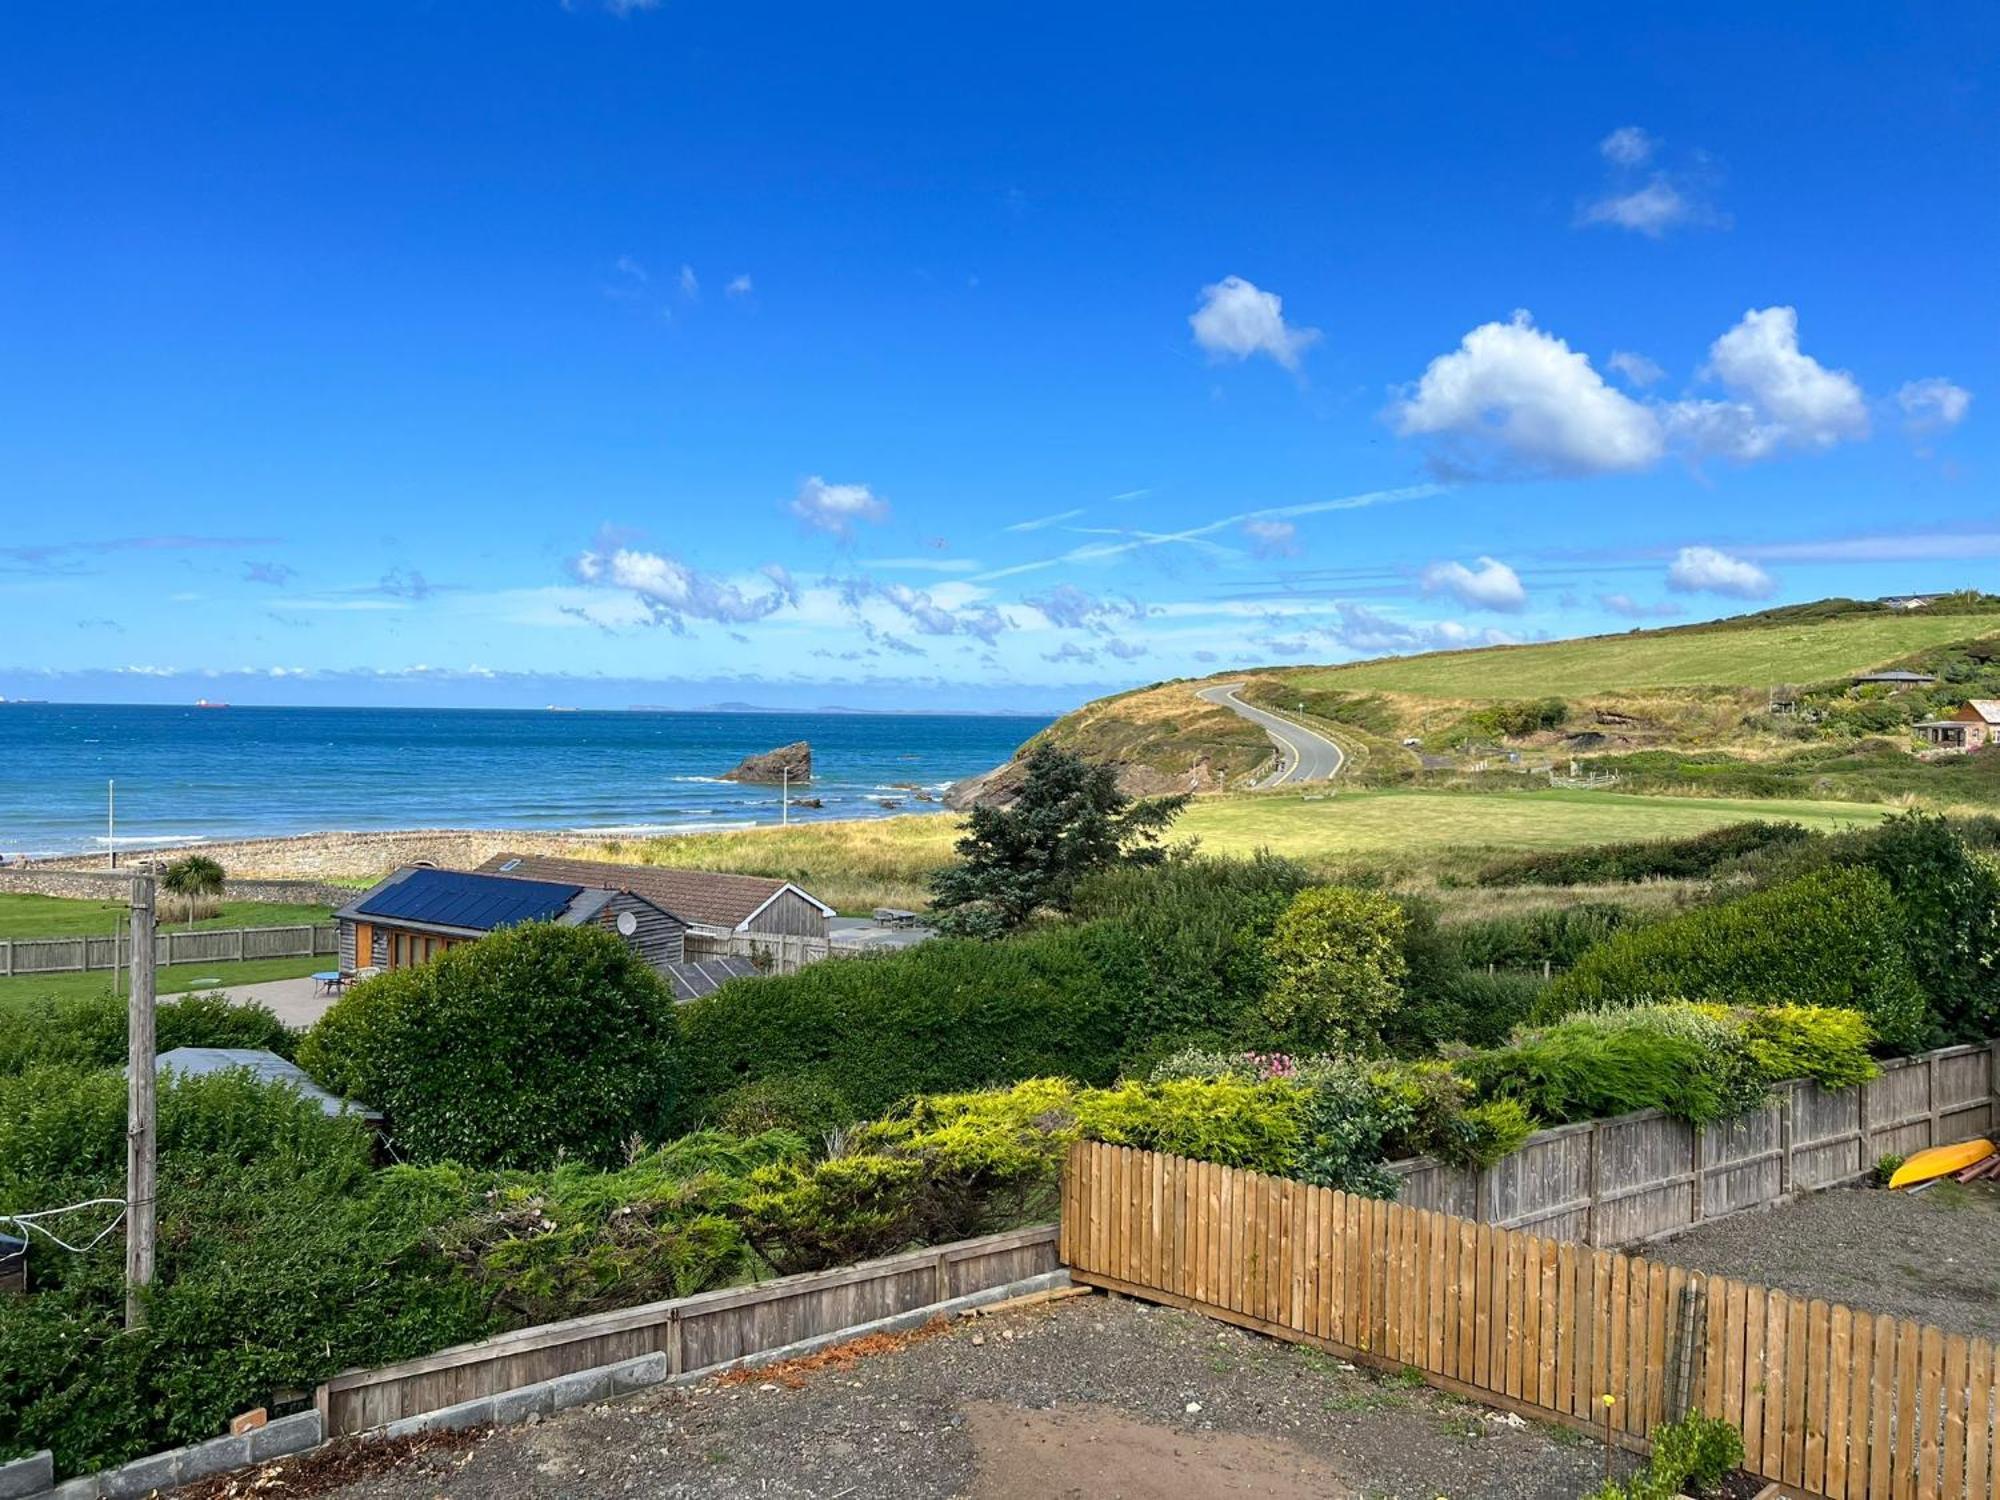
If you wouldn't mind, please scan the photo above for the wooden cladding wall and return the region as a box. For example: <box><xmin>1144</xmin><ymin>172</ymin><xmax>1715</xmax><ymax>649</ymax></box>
<box><xmin>320</xmin><ymin>1225</ymin><xmax>1058</xmax><ymax>1437</ymax></box>
<box><xmin>1389</xmin><ymin>1043</ymin><xmax>1999</xmax><ymax>1246</ymax></box>
<box><xmin>1061</xmin><ymin>1141</ymin><xmax>2000</xmax><ymax>1500</ymax></box>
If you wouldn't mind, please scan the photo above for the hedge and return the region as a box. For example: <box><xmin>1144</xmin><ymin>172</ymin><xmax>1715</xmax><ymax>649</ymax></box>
<box><xmin>675</xmin><ymin>921</ymin><xmax>1142</xmax><ymax>1128</ymax></box>
<box><xmin>1538</xmin><ymin>867</ymin><xmax>1929</xmax><ymax>1052</ymax></box>
<box><xmin>1471</xmin><ymin>820</ymin><xmax>1812</xmax><ymax>887</ymax></box>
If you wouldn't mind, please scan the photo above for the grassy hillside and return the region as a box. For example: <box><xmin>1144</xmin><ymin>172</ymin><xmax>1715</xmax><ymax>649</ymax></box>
<box><xmin>994</xmin><ymin>600</ymin><xmax>2000</xmax><ymax>808</ymax></box>
<box><xmin>1285</xmin><ymin>612</ymin><xmax>1996</xmax><ymax>698</ymax></box>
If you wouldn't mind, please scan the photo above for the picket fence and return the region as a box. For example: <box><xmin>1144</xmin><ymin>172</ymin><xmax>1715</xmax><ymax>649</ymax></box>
<box><xmin>1061</xmin><ymin>1141</ymin><xmax>2000</xmax><ymax>1500</ymax></box>
<box><xmin>0</xmin><ymin>922</ymin><xmax>338</xmax><ymax>977</ymax></box>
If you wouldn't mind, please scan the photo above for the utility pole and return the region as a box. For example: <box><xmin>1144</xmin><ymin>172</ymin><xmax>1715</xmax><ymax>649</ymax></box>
<box><xmin>125</xmin><ymin>873</ymin><xmax>157</xmax><ymax>1329</ymax></box>
<box><xmin>107</xmin><ymin>778</ymin><xmax>116</xmax><ymax>871</ymax></box>
<box><xmin>782</xmin><ymin>765</ymin><xmax>790</xmax><ymax>827</ymax></box>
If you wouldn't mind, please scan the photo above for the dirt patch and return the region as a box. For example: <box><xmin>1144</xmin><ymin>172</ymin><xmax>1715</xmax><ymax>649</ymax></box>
<box><xmin>306</xmin><ymin>1292</ymin><xmax>1622</xmax><ymax>1499</ymax></box>
<box><xmin>1646</xmin><ymin>1183</ymin><xmax>2000</xmax><ymax>1342</ymax></box>
<box><xmin>962</xmin><ymin>1400</ymin><xmax>1357</xmax><ymax>1499</ymax></box>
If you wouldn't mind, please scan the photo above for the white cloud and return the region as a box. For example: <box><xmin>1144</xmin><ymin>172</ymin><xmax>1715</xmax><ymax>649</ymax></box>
<box><xmin>1583</xmin><ymin>178</ymin><xmax>1693</xmax><ymax>236</ymax></box>
<box><xmin>1598</xmin><ymin>592</ymin><xmax>1685</xmax><ymax>620</ymax></box>
<box><xmin>1243</xmin><ymin>520</ymin><xmax>1300</xmax><ymax>559</ymax></box>
<box><xmin>1027</xmin><ymin>584</ymin><xmax>1147</xmax><ymax>634</ymax></box>
<box><xmin>1607</xmin><ymin>351</ymin><xmax>1664</xmax><ymax>388</ymax></box>
<box><xmin>790</xmin><ymin>476</ymin><xmax>889</xmax><ymax>536</ymax></box>
<box><xmin>1898</xmin><ymin>378</ymin><xmax>1972</xmax><ymax>434</ymax></box>
<box><xmin>725</xmin><ymin>274</ymin><xmax>754</xmax><ymax>298</ymax></box>
<box><xmin>1189</xmin><ymin>276</ymin><xmax>1320</xmax><ymax>371</ymax></box>
<box><xmin>1705</xmin><ymin>306</ymin><xmax>1868</xmax><ymax>446</ymax></box>
<box><xmin>572</xmin><ymin>547</ymin><xmax>791</xmax><ymax>629</ymax></box>
<box><xmin>1005</xmin><ymin>508</ymin><xmax>1085</xmax><ymax>533</ymax></box>
<box><xmin>1666</xmin><ymin>306</ymin><xmax>1869</xmax><ymax>460</ymax></box>
<box><xmin>1420</xmin><ymin>556</ymin><xmax>1528</xmax><ymax>612</ymax></box>
<box><xmin>1666</xmin><ymin>545</ymin><xmax>1775</xmax><ymax>599</ymax></box>
<box><xmin>1599</xmin><ymin>126</ymin><xmax>1655</xmax><ymax>167</ymax></box>
<box><xmin>1318</xmin><ymin>603</ymin><xmax>1517</xmax><ymax>657</ymax></box>
<box><xmin>613</xmin><ymin>255</ymin><xmax>648</xmax><ymax>282</ymax></box>
<box><xmin>1391</xmin><ymin>311</ymin><xmax>1664</xmax><ymax>478</ymax></box>
<box><xmin>678</xmin><ymin>264</ymin><xmax>699</xmax><ymax>299</ymax></box>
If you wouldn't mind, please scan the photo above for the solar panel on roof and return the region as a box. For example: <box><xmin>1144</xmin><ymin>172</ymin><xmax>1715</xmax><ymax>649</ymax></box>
<box><xmin>356</xmin><ymin>867</ymin><xmax>584</xmax><ymax>930</ymax></box>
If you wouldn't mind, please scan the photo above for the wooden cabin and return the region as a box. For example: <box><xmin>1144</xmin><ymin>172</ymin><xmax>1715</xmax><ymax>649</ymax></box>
<box><xmin>476</xmin><ymin>852</ymin><xmax>835</xmax><ymax>940</ymax></box>
<box><xmin>335</xmin><ymin>865</ymin><xmax>688</xmax><ymax>975</ymax></box>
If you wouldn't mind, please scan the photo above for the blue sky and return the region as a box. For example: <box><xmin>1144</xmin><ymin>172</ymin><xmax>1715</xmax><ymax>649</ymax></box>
<box><xmin>2</xmin><ymin>3</ymin><xmax>1994</xmax><ymax>711</ymax></box>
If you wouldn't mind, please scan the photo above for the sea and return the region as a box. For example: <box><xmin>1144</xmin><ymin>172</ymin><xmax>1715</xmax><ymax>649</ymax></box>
<box><xmin>0</xmin><ymin>703</ymin><xmax>1049</xmax><ymax>860</ymax></box>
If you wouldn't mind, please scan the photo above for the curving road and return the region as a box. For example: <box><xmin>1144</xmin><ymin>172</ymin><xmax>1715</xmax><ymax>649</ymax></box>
<box><xmin>1196</xmin><ymin>682</ymin><xmax>1346</xmax><ymax>788</ymax></box>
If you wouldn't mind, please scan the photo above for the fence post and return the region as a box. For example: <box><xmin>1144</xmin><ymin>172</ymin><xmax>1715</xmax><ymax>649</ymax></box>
<box><xmin>1</xmin><ymin>939</ymin><xmax>9</xmax><ymax>977</ymax></box>
<box><xmin>1585</xmin><ymin>1120</ymin><xmax>1603</xmax><ymax>1246</ymax></box>
<box><xmin>233</xmin><ymin>928</ymin><xmax>245</xmax><ymax>961</ymax></box>
<box><xmin>1778</xmin><ymin>1085</ymin><xmax>1795</xmax><ymax>1201</ymax></box>
<box><xmin>1928</xmin><ymin>1051</ymin><xmax>1944</xmax><ymax>1149</ymax></box>
<box><xmin>1690</xmin><ymin>1122</ymin><xmax>1705</xmax><ymax>1226</ymax></box>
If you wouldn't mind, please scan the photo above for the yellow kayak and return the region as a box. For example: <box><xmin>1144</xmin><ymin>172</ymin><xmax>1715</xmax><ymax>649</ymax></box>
<box><xmin>1889</xmin><ymin>1138</ymin><xmax>1996</xmax><ymax>1190</ymax></box>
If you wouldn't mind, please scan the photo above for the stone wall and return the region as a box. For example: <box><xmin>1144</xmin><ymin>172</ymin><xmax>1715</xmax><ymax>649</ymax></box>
<box><xmin>0</xmin><ymin>867</ymin><xmax>354</xmax><ymax>910</ymax></box>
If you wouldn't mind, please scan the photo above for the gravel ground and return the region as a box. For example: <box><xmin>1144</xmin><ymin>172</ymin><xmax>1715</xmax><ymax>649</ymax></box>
<box><xmin>292</xmin><ymin>1292</ymin><xmax>1624</xmax><ymax>1500</ymax></box>
<box><xmin>1645</xmin><ymin>1183</ymin><xmax>2000</xmax><ymax>1342</ymax></box>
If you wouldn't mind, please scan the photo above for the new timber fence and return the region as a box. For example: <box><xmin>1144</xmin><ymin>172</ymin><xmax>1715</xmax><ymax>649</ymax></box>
<box><xmin>0</xmin><ymin>922</ymin><xmax>338</xmax><ymax>978</ymax></box>
<box><xmin>1390</xmin><ymin>1041</ymin><xmax>1999</xmax><ymax>1244</ymax></box>
<box><xmin>1062</xmin><ymin>1140</ymin><xmax>2000</xmax><ymax>1500</ymax></box>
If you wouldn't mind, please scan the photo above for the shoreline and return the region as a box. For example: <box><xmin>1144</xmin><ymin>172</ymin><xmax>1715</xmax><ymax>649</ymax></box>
<box><xmin>17</xmin><ymin>827</ymin><xmax>673</xmax><ymax>883</ymax></box>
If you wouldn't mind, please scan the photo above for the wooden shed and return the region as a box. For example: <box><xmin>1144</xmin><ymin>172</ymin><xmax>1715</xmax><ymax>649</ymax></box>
<box><xmin>477</xmin><ymin>852</ymin><xmax>834</xmax><ymax>940</ymax></box>
<box><xmin>335</xmin><ymin>866</ymin><xmax>688</xmax><ymax>976</ymax></box>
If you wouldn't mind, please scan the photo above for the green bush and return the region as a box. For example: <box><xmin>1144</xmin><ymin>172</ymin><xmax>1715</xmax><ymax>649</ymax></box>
<box><xmin>1458</xmin><ymin>1006</ymin><xmax>1768</xmax><ymax>1126</ymax></box>
<box><xmin>1541</xmin><ymin>867</ymin><xmax>1929</xmax><ymax>1053</ymax></box>
<box><xmin>1718</xmin><ymin>1003</ymin><xmax>1879</xmax><ymax>1091</ymax></box>
<box><xmin>298</xmin><ymin>922</ymin><xmax>683</xmax><ymax>1169</ymax></box>
<box><xmin>1587</xmin><ymin>1413</ymin><xmax>1744</xmax><ymax>1499</ymax></box>
<box><xmin>713</xmin><ymin>1073</ymin><xmax>855</xmax><ymax>1140</ymax></box>
<box><xmin>0</xmin><ymin>991</ymin><xmax>293</xmax><ymax>1078</ymax></box>
<box><xmin>676</xmin><ymin>922</ymin><xmax>1138</xmax><ymax>1125</ymax></box>
<box><xmin>0</xmin><ymin>1070</ymin><xmax>490</xmax><ymax>1476</ymax></box>
<box><xmin>1261</xmin><ymin>887</ymin><xmax>1409</xmax><ymax>1050</ymax></box>
<box><xmin>431</xmin><ymin>1131</ymin><xmax>802</xmax><ymax>1322</ymax></box>
<box><xmin>1070</xmin><ymin>853</ymin><xmax>1313</xmax><ymax>1059</ymax></box>
<box><xmin>1472</xmin><ymin>821</ymin><xmax>1811</xmax><ymax>887</ymax></box>
<box><xmin>1446</xmin><ymin>902</ymin><xmax>1637</xmax><ymax>969</ymax></box>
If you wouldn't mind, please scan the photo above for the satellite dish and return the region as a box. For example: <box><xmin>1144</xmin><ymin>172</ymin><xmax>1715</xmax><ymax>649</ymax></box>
<box><xmin>616</xmin><ymin>911</ymin><xmax>638</xmax><ymax>937</ymax></box>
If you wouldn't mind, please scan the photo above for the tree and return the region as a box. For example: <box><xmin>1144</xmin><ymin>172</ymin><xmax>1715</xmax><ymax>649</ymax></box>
<box><xmin>160</xmin><ymin>855</ymin><xmax>226</xmax><ymax>930</ymax></box>
<box><xmin>1259</xmin><ymin>886</ymin><xmax>1409</xmax><ymax>1051</ymax></box>
<box><xmin>927</xmin><ymin>743</ymin><xmax>1188</xmax><ymax>936</ymax></box>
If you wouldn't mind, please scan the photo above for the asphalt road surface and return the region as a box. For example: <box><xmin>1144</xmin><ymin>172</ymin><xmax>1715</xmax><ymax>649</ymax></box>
<box><xmin>1196</xmin><ymin>682</ymin><xmax>1346</xmax><ymax>787</ymax></box>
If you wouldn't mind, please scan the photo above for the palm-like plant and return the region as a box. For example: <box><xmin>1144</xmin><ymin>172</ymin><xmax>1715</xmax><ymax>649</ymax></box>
<box><xmin>160</xmin><ymin>854</ymin><xmax>226</xmax><ymax>930</ymax></box>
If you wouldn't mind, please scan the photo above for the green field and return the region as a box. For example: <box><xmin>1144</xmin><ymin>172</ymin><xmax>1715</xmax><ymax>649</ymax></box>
<box><xmin>0</xmin><ymin>954</ymin><xmax>326</xmax><ymax>1012</ymax></box>
<box><xmin>1177</xmin><ymin>787</ymin><xmax>1885</xmax><ymax>862</ymax></box>
<box><xmin>613</xmin><ymin>785</ymin><xmax>1887</xmax><ymax>912</ymax></box>
<box><xmin>1284</xmin><ymin>613</ymin><xmax>1995</xmax><ymax>699</ymax></box>
<box><xmin>0</xmin><ymin>893</ymin><xmax>332</xmax><ymax>941</ymax></box>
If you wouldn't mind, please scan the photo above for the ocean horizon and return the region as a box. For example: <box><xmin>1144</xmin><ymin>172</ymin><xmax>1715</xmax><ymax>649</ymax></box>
<box><xmin>0</xmin><ymin>702</ymin><xmax>1048</xmax><ymax>860</ymax></box>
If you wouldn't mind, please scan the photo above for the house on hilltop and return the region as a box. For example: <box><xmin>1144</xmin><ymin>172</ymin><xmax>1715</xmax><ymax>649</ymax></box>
<box><xmin>475</xmin><ymin>852</ymin><xmax>834</xmax><ymax>939</ymax></box>
<box><xmin>1913</xmin><ymin>700</ymin><xmax>2000</xmax><ymax>753</ymax></box>
<box><xmin>336</xmin><ymin>865</ymin><xmax>688</xmax><ymax>974</ymax></box>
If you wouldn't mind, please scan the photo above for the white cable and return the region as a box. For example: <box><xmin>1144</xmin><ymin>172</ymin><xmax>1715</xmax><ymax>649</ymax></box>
<box><xmin>1</xmin><ymin>1196</ymin><xmax>130</xmax><ymax>1254</ymax></box>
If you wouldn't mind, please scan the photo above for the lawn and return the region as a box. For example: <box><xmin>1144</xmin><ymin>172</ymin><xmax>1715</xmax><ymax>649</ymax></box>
<box><xmin>0</xmin><ymin>893</ymin><xmax>332</xmax><ymax>941</ymax></box>
<box><xmin>1282</xmin><ymin>613</ymin><xmax>1998</xmax><ymax>699</ymax></box>
<box><xmin>610</xmin><ymin>786</ymin><xmax>1887</xmax><ymax>911</ymax></box>
<box><xmin>0</xmin><ymin>954</ymin><xmax>326</xmax><ymax>1012</ymax></box>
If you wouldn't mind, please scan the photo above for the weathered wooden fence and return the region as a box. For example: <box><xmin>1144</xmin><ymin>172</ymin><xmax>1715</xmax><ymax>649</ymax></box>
<box><xmin>684</xmin><ymin>928</ymin><xmax>834</xmax><ymax>974</ymax></box>
<box><xmin>1391</xmin><ymin>1042</ymin><xmax>1999</xmax><ymax>1244</ymax></box>
<box><xmin>1062</xmin><ymin>1141</ymin><xmax>1999</xmax><ymax>1500</ymax></box>
<box><xmin>0</xmin><ymin>922</ymin><xmax>338</xmax><ymax>977</ymax></box>
<box><xmin>319</xmin><ymin>1224</ymin><xmax>1058</xmax><ymax>1436</ymax></box>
